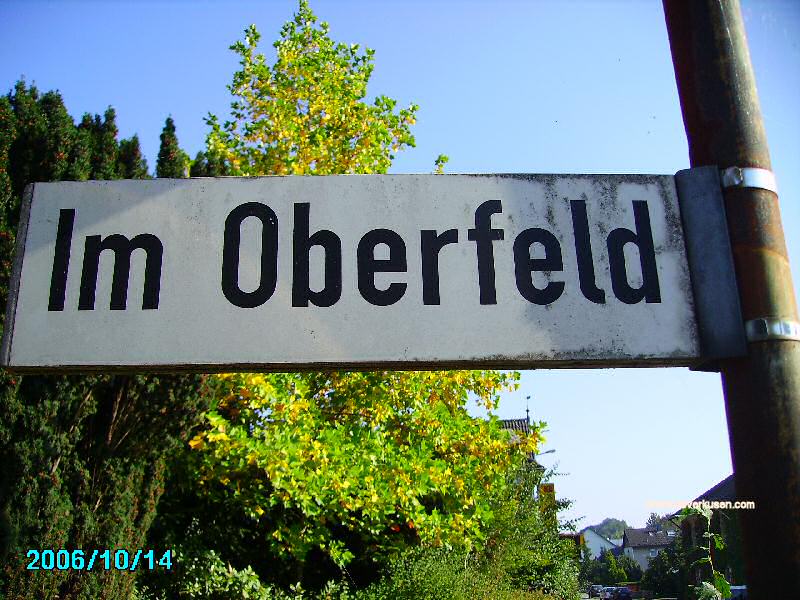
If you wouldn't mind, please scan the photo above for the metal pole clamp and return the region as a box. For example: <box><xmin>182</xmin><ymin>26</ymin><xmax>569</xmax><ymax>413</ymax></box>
<box><xmin>720</xmin><ymin>166</ymin><xmax>778</xmax><ymax>194</ymax></box>
<box><xmin>745</xmin><ymin>318</ymin><xmax>800</xmax><ymax>343</ymax></box>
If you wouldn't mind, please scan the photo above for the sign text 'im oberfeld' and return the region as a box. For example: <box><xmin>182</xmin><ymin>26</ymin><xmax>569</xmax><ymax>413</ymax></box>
<box><xmin>0</xmin><ymin>174</ymin><xmax>731</xmax><ymax>370</ymax></box>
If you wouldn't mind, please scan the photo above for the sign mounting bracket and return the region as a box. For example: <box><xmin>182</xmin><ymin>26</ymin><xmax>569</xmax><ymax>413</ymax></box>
<box><xmin>675</xmin><ymin>166</ymin><xmax>747</xmax><ymax>371</ymax></box>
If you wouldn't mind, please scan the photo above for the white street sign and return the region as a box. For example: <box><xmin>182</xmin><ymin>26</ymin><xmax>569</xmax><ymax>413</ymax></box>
<box><xmin>0</xmin><ymin>174</ymin><xmax>724</xmax><ymax>371</ymax></box>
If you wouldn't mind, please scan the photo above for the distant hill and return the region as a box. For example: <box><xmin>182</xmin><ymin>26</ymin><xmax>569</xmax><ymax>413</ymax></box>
<box><xmin>582</xmin><ymin>517</ymin><xmax>629</xmax><ymax>540</ymax></box>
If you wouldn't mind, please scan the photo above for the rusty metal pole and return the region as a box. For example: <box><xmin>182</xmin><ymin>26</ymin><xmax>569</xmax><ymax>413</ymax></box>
<box><xmin>664</xmin><ymin>0</ymin><xmax>800</xmax><ymax>599</ymax></box>
<box><xmin>662</xmin><ymin>0</ymin><xmax>800</xmax><ymax>595</ymax></box>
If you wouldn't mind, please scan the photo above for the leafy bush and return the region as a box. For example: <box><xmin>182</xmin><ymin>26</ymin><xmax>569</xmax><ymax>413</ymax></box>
<box><xmin>135</xmin><ymin>548</ymin><xmax>364</xmax><ymax>600</ymax></box>
<box><xmin>357</xmin><ymin>463</ymin><xmax>580</xmax><ymax>600</ymax></box>
<box><xmin>358</xmin><ymin>545</ymin><xmax>544</xmax><ymax>600</ymax></box>
<box><xmin>139</xmin><ymin>463</ymin><xmax>579</xmax><ymax>600</ymax></box>
<box><xmin>615</xmin><ymin>554</ymin><xmax>643</xmax><ymax>582</ymax></box>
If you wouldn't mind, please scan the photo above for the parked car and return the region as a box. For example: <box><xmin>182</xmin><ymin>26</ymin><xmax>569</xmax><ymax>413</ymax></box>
<box><xmin>611</xmin><ymin>588</ymin><xmax>633</xmax><ymax>600</ymax></box>
<box><xmin>588</xmin><ymin>584</ymin><xmax>604</xmax><ymax>597</ymax></box>
<box><xmin>730</xmin><ymin>586</ymin><xmax>747</xmax><ymax>599</ymax></box>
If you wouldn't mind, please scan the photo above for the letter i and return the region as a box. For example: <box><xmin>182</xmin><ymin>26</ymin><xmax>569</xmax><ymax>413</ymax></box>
<box><xmin>48</xmin><ymin>209</ymin><xmax>76</xmax><ymax>311</ymax></box>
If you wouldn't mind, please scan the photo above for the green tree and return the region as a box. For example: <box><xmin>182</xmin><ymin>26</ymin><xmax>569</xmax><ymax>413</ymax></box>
<box><xmin>641</xmin><ymin>540</ymin><xmax>688</xmax><ymax>598</ymax></box>
<box><xmin>646</xmin><ymin>512</ymin><xmax>661</xmax><ymax>530</ymax></box>
<box><xmin>0</xmin><ymin>82</ymin><xmax>206</xmax><ymax>600</ymax></box>
<box><xmin>580</xmin><ymin>551</ymin><xmax>643</xmax><ymax>587</ymax></box>
<box><xmin>6</xmin><ymin>82</ymin><xmax>75</xmax><ymax>197</ymax></box>
<box><xmin>0</xmin><ymin>95</ymin><xmax>16</xmax><ymax>350</ymax></box>
<box><xmin>189</xmin><ymin>151</ymin><xmax>207</xmax><ymax>177</ymax></box>
<box><xmin>480</xmin><ymin>464</ymin><xmax>581</xmax><ymax>598</ymax></box>
<box><xmin>146</xmin><ymin>3</ymin><xmax>544</xmax><ymax>595</ymax></box>
<box><xmin>363</xmin><ymin>463</ymin><xmax>580</xmax><ymax>600</ymax></box>
<box><xmin>615</xmin><ymin>553</ymin><xmax>642</xmax><ymax>582</ymax></box>
<box><xmin>147</xmin><ymin>371</ymin><xmax>538</xmax><ymax>591</ymax></box>
<box><xmin>645</xmin><ymin>512</ymin><xmax>676</xmax><ymax>532</ymax></box>
<box><xmin>79</xmin><ymin>107</ymin><xmax>120</xmax><ymax>180</ymax></box>
<box><xmin>188</xmin><ymin>149</ymin><xmax>229</xmax><ymax>177</ymax></box>
<box><xmin>205</xmin><ymin>1</ymin><xmax>417</xmax><ymax>176</ymax></box>
<box><xmin>156</xmin><ymin>116</ymin><xmax>189</xmax><ymax>178</ymax></box>
<box><xmin>578</xmin><ymin>552</ymin><xmax>620</xmax><ymax>588</ymax></box>
<box><xmin>586</xmin><ymin>518</ymin><xmax>628</xmax><ymax>541</ymax></box>
<box><xmin>578</xmin><ymin>548</ymin><xmax>604</xmax><ymax>588</ymax></box>
<box><xmin>118</xmin><ymin>134</ymin><xmax>150</xmax><ymax>179</ymax></box>
<box><xmin>607</xmin><ymin>553</ymin><xmax>627</xmax><ymax>584</ymax></box>
<box><xmin>37</xmin><ymin>90</ymin><xmax>77</xmax><ymax>181</ymax></box>
<box><xmin>66</xmin><ymin>117</ymin><xmax>92</xmax><ymax>181</ymax></box>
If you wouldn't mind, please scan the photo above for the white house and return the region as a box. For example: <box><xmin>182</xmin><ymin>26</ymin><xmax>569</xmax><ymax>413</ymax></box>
<box><xmin>582</xmin><ymin>527</ymin><xmax>619</xmax><ymax>558</ymax></box>
<box><xmin>622</xmin><ymin>527</ymin><xmax>677</xmax><ymax>571</ymax></box>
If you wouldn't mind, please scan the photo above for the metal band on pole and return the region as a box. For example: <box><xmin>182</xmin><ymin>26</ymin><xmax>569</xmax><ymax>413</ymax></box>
<box><xmin>720</xmin><ymin>166</ymin><xmax>778</xmax><ymax>194</ymax></box>
<box><xmin>744</xmin><ymin>318</ymin><xmax>800</xmax><ymax>343</ymax></box>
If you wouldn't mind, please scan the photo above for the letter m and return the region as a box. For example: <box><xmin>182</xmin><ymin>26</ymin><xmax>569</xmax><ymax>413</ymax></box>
<box><xmin>79</xmin><ymin>234</ymin><xmax>163</xmax><ymax>310</ymax></box>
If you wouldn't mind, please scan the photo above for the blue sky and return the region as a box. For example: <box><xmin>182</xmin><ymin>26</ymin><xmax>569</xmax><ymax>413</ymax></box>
<box><xmin>2</xmin><ymin>0</ymin><xmax>798</xmax><ymax>529</ymax></box>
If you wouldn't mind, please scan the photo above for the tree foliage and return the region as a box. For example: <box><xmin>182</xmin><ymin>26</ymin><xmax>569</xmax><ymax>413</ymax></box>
<box><xmin>188</xmin><ymin>149</ymin><xmax>229</xmax><ymax>177</ymax></box>
<box><xmin>156</xmin><ymin>116</ymin><xmax>189</xmax><ymax>178</ymax></box>
<box><xmin>603</xmin><ymin>551</ymin><xmax>627</xmax><ymax>584</ymax></box>
<box><xmin>193</xmin><ymin>372</ymin><xmax>534</xmax><ymax>566</ymax></box>
<box><xmin>362</xmin><ymin>464</ymin><xmax>579</xmax><ymax>600</ymax></box>
<box><xmin>118</xmin><ymin>134</ymin><xmax>150</xmax><ymax>179</ymax></box>
<box><xmin>579</xmin><ymin>549</ymin><xmax>628</xmax><ymax>587</ymax></box>
<box><xmin>584</xmin><ymin>518</ymin><xmax>628</xmax><ymax>541</ymax></box>
<box><xmin>640</xmin><ymin>540</ymin><xmax>687</xmax><ymax>597</ymax></box>
<box><xmin>144</xmin><ymin>3</ymin><xmax>552</xmax><ymax>595</ymax></box>
<box><xmin>645</xmin><ymin>512</ymin><xmax>677</xmax><ymax>533</ymax></box>
<box><xmin>615</xmin><ymin>553</ymin><xmax>642</xmax><ymax>582</ymax></box>
<box><xmin>0</xmin><ymin>82</ymin><xmax>205</xmax><ymax>599</ymax></box>
<box><xmin>205</xmin><ymin>0</ymin><xmax>417</xmax><ymax>176</ymax></box>
<box><xmin>145</xmin><ymin>371</ymin><xmax>539</xmax><ymax>591</ymax></box>
<box><xmin>678</xmin><ymin>507</ymin><xmax>731</xmax><ymax>600</ymax></box>
<box><xmin>77</xmin><ymin>108</ymin><xmax>120</xmax><ymax>181</ymax></box>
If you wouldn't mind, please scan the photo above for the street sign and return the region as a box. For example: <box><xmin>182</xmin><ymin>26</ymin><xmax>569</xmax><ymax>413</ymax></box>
<box><xmin>0</xmin><ymin>172</ymin><xmax>745</xmax><ymax>371</ymax></box>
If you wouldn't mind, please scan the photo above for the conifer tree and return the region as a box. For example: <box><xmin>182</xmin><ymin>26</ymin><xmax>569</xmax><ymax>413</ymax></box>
<box><xmin>0</xmin><ymin>96</ymin><xmax>16</xmax><ymax>305</ymax></box>
<box><xmin>156</xmin><ymin>116</ymin><xmax>188</xmax><ymax>178</ymax></box>
<box><xmin>6</xmin><ymin>81</ymin><xmax>49</xmax><ymax>198</ymax></box>
<box><xmin>189</xmin><ymin>150</ymin><xmax>207</xmax><ymax>177</ymax></box>
<box><xmin>188</xmin><ymin>149</ymin><xmax>228</xmax><ymax>177</ymax></box>
<box><xmin>38</xmin><ymin>91</ymin><xmax>76</xmax><ymax>181</ymax></box>
<box><xmin>117</xmin><ymin>134</ymin><xmax>150</xmax><ymax>179</ymax></box>
<box><xmin>0</xmin><ymin>81</ymin><xmax>207</xmax><ymax>599</ymax></box>
<box><xmin>75</xmin><ymin>108</ymin><xmax>119</xmax><ymax>180</ymax></box>
<box><xmin>0</xmin><ymin>96</ymin><xmax>16</xmax><ymax>228</ymax></box>
<box><xmin>68</xmin><ymin>114</ymin><xmax>94</xmax><ymax>181</ymax></box>
<box><xmin>4</xmin><ymin>83</ymin><xmax>85</xmax><ymax>203</ymax></box>
<box><xmin>90</xmin><ymin>108</ymin><xmax>119</xmax><ymax>180</ymax></box>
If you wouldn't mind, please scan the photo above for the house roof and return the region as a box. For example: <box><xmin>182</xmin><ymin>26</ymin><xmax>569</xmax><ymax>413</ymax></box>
<box><xmin>623</xmin><ymin>527</ymin><xmax>675</xmax><ymax>548</ymax></box>
<box><xmin>581</xmin><ymin>527</ymin><xmax>619</xmax><ymax>547</ymax></box>
<box><xmin>499</xmin><ymin>418</ymin><xmax>530</xmax><ymax>435</ymax></box>
<box><xmin>693</xmin><ymin>474</ymin><xmax>735</xmax><ymax>502</ymax></box>
<box><xmin>669</xmin><ymin>474</ymin><xmax>738</xmax><ymax>519</ymax></box>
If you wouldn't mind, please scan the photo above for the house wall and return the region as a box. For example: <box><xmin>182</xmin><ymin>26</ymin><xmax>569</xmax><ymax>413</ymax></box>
<box><xmin>624</xmin><ymin>546</ymin><xmax>653</xmax><ymax>572</ymax></box>
<box><xmin>584</xmin><ymin>529</ymin><xmax>617</xmax><ymax>558</ymax></box>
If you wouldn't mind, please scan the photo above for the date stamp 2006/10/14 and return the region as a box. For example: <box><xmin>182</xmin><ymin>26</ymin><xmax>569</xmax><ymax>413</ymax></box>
<box><xmin>26</xmin><ymin>549</ymin><xmax>173</xmax><ymax>571</ymax></box>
